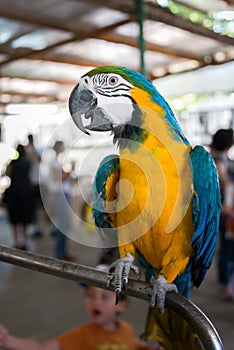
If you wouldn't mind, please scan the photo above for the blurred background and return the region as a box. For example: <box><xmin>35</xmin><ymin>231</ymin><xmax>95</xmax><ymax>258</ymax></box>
<box><xmin>0</xmin><ymin>0</ymin><xmax>234</xmax><ymax>348</ymax></box>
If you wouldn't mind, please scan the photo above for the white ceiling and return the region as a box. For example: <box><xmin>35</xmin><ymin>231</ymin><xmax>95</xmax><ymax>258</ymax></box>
<box><xmin>0</xmin><ymin>0</ymin><xmax>233</xmax><ymax>112</ymax></box>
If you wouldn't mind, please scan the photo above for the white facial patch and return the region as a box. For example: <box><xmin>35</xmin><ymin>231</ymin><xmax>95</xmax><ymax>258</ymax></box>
<box><xmin>98</xmin><ymin>94</ymin><xmax>134</xmax><ymax>126</ymax></box>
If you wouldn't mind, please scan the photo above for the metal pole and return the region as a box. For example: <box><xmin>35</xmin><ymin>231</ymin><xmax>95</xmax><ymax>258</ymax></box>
<box><xmin>0</xmin><ymin>245</ymin><xmax>223</xmax><ymax>350</ymax></box>
<box><xmin>136</xmin><ymin>0</ymin><xmax>145</xmax><ymax>76</ymax></box>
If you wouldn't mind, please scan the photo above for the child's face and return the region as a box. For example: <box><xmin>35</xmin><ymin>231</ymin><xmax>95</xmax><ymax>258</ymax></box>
<box><xmin>85</xmin><ymin>286</ymin><xmax>126</xmax><ymax>330</ymax></box>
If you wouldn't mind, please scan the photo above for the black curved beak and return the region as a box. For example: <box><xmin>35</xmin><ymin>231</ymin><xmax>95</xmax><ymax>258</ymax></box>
<box><xmin>69</xmin><ymin>83</ymin><xmax>113</xmax><ymax>134</ymax></box>
<box><xmin>69</xmin><ymin>83</ymin><xmax>97</xmax><ymax>135</ymax></box>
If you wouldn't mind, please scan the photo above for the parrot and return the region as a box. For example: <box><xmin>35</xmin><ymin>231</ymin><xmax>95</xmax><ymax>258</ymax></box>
<box><xmin>69</xmin><ymin>66</ymin><xmax>221</xmax><ymax>349</ymax></box>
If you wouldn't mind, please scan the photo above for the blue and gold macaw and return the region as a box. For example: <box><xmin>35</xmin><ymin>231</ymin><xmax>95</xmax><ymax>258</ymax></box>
<box><xmin>69</xmin><ymin>66</ymin><xmax>221</xmax><ymax>349</ymax></box>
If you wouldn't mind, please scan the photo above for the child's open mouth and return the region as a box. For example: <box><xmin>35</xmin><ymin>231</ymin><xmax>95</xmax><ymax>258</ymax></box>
<box><xmin>92</xmin><ymin>309</ymin><xmax>102</xmax><ymax>316</ymax></box>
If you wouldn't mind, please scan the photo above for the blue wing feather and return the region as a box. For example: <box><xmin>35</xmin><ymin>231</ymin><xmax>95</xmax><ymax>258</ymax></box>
<box><xmin>190</xmin><ymin>146</ymin><xmax>221</xmax><ymax>287</ymax></box>
<box><xmin>92</xmin><ymin>154</ymin><xmax>119</xmax><ymax>248</ymax></box>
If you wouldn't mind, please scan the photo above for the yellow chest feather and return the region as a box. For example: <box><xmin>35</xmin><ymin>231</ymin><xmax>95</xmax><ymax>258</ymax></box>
<box><xmin>116</xmin><ymin>128</ymin><xmax>193</xmax><ymax>270</ymax></box>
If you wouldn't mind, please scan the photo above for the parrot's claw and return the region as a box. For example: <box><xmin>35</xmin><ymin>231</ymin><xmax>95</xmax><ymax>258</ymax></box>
<box><xmin>106</xmin><ymin>272</ymin><xmax>114</xmax><ymax>289</ymax></box>
<box><xmin>107</xmin><ymin>253</ymin><xmax>139</xmax><ymax>303</ymax></box>
<box><xmin>115</xmin><ymin>290</ymin><xmax>120</xmax><ymax>305</ymax></box>
<box><xmin>150</xmin><ymin>275</ymin><xmax>178</xmax><ymax>313</ymax></box>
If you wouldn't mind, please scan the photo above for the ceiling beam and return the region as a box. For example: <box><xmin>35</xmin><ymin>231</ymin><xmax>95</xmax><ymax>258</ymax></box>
<box><xmin>96</xmin><ymin>32</ymin><xmax>203</xmax><ymax>62</ymax></box>
<box><xmin>0</xmin><ymin>29</ymin><xmax>34</xmax><ymax>51</ymax></box>
<box><xmin>173</xmin><ymin>0</ymin><xmax>208</xmax><ymax>14</ymax></box>
<box><xmin>0</xmin><ymin>1</ymin><xmax>133</xmax><ymax>36</ymax></box>
<box><xmin>16</xmin><ymin>36</ymin><xmax>201</xmax><ymax>67</ymax></box>
<box><xmin>82</xmin><ymin>0</ymin><xmax>234</xmax><ymax>45</ymax></box>
<box><xmin>0</xmin><ymin>90</ymin><xmax>59</xmax><ymax>101</ymax></box>
<box><xmin>149</xmin><ymin>56</ymin><xmax>234</xmax><ymax>79</ymax></box>
<box><xmin>0</xmin><ymin>3</ymin><xmax>85</xmax><ymax>33</ymax></box>
<box><xmin>0</xmin><ymin>18</ymin><xmax>133</xmax><ymax>65</ymax></box>
<box><xmin>0</xmin><ymin>75</ymin><xmax>76</xmax><ymax>86</ymax></box>
<box><xmin>28</xmin><ymin>54</ymin><xmax>117</xmax><ymax>70</ymax></box>
<box><xmin>221</xmin><ymin>0</ymin><xmax>234</xmax><ymax>5</ymax></box>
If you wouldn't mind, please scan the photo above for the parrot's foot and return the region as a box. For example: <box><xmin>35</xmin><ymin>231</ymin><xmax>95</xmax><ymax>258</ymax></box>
<box><xmin>150</xmin><ymin>275</ymin><xmax>178</xmax><ymax>313</ymax></box>
<box><xmin>107</xmin><ymin>253</ymin><xmax>139</xmax><ymax>304</ymax></box>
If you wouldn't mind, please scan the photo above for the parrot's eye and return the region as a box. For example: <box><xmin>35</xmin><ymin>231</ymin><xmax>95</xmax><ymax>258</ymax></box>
<box><xmin>109</xmin><ymin>76</ymin><xmax>118</xmax><ymax>86</ymax></box>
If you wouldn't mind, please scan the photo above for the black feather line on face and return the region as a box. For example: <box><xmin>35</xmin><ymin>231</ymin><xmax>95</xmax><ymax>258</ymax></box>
<box><xmin>112</xmin><ymin>96</ymin><xmax>147</xmax><ymax>151</ymax></box>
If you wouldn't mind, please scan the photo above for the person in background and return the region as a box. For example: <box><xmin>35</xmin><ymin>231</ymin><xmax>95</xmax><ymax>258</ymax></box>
<box><xmin>0</xmin><ymin>264</ymin><xmax>162</xmax><ymax>350</ymax></box>
<box><xmin>25</xmin><ymin>134</ymin><xmax>44</xmax><ymax>238</ymax></box>
<box><xmin>210</xmin><ymin>129</ymin><xmax>234</xmax><ymax>301</ymax></box>
<box><xmin>3</xmin><ymin>144</ymin><xmax>34</xmax><ymax>250</ymax></box>
<box><xmin>47</xmin><ymin>140</ymin><xmax>75</xmax><ymax>261</ymax></box>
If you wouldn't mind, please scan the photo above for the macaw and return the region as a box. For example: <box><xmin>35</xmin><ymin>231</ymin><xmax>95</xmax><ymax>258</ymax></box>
<box><xmin>69</xmin><ymin>66</ymin><xmax>221</xmax><ymax>349</ymax></box>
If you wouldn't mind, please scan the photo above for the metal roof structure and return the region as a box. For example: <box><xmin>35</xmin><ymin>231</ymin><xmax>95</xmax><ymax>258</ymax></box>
<box><xmin>1</xmin><ymin>0</ymin><xmax>234</xmax><ymax>112</ymax></box>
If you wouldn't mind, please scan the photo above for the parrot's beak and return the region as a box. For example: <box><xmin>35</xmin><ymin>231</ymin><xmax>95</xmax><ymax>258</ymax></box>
<box><xmin>69</xmin><ymin>83</ymin><xmax>113</xmax><ymax>135</ymax></box>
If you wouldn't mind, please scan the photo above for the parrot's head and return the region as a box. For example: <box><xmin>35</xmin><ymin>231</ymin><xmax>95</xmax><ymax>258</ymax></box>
<box><xmin>69</xmin><ymin>66</ymin><xmax>160</xmax><ymax>144</ymax></box>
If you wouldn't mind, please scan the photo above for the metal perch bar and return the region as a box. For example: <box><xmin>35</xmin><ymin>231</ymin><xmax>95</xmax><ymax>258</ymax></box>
<box><xmin>0</xmin><ymin>245</ymin><xmax>223</xmax><ymax>350</ymax></box>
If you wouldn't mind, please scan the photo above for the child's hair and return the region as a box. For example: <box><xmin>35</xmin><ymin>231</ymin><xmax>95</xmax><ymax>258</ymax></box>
<box><xmin>98</xmin><ymin>248</ymin><xmax>120</xmax><ymax>265</ymax></box>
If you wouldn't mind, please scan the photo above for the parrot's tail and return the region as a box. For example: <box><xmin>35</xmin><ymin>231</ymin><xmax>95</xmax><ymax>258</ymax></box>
<box><xmin>141</xmin><ymin>307</ymin><xmax>204</xmax><ymax>350</ymax></box>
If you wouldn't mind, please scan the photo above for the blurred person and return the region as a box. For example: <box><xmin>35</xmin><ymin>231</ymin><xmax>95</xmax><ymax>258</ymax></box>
<box><xmin>0</xmin><ymin>264</ymin><xmax>161</xmax><ymax>350</ymax></box>
<box><xmin>47</xmin><ymin>141</ymin><xmax>75</xmax><ymax>261</ymax></box>
<box><xmin>210</xmin><ymin>129</ymin><xmax>234</xmax><ymax>301</ymax></box>
<box><xmin>25</xmin><ymin>134</ymin><xmax>44</xmax><ymax>238</ymax></box>
<box><xmin>3</xmin><ymin>144</ymin><xmax>34</xmax><ymax>250</ymax></box>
